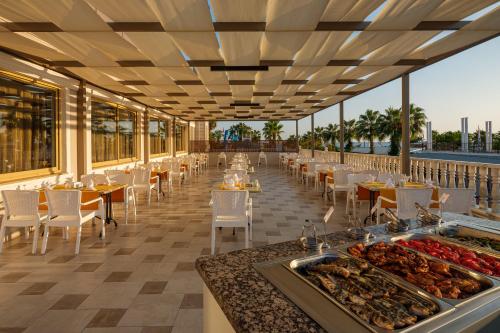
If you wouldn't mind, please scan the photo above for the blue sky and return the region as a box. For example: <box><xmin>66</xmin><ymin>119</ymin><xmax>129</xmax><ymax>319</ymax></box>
<box><xmin>216</xmin><ymin>36</ymin><xmax>499</xmax><ymax>139</ymax></box>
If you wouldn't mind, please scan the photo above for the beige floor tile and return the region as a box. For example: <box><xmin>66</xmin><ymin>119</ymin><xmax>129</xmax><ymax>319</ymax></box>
<box><xmin>118</xmin><ymin>294</ymin><xmax>183</xmax><ymax>327</ymax></box>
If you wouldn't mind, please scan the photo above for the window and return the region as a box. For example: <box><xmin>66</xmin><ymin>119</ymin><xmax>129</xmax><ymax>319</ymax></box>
<box><xmin>91</xmin><ymin>100</ymin><xmax>137</xmax><ymax>165</ymax></box>
<box><xmin>149</xmin><ymin>117</ymin><xmax>169</xmax><ymax>155</ymax></box>
<box><xmin>0</xmin><ymin>72</ymin><xmax>59</xmax><ymax>181</ymax></box>
<box><xmin>175</xmin><ymin>124</ymin><xmax>187</xmax><ymax>152</ymax></box>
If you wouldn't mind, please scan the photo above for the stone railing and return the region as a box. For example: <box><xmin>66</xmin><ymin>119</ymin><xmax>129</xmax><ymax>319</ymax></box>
<box><xmin>299</xmin><ymin>149</ymin><xmax>500</xmax><ymax>220</ymax></box>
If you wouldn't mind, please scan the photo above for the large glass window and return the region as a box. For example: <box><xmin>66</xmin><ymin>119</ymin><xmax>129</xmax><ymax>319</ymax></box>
<box><xmin>0</xmin><ymin>72</ymin><xmax>58</xmax><ymax>180</ymax></box>
<box><xmin>150</xmin><ymin>117</ymin><xmax>169</xmax><ymax>155</ymax></box>
<box><xmin>91</xmin><ymin>100</ymin><xmax>136</xmax><ymax>164</ymax></box>
<box><xmin>175</xmin><ymin>124</ymin><xmax>187</xmax><ymax>152</ymax></box>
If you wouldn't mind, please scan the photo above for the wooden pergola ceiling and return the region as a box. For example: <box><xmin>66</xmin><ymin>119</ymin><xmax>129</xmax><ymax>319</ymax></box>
<box><xmin>0</xmin><ymin>0</ymin><xmax>498</xmax><ymax>121</ymax></box>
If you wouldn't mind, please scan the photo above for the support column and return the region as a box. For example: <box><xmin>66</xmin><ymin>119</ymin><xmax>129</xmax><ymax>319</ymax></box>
<box><xmin>486</xmin><ymin>121</ymin><xmax>492</xmax><ymax>152</ymax></box>
<box><xmin>295</xmin><ymin>120</ymin><xmax>299</xmax><ymax>152</ymax></box>
<box><xmin>76</xmin><ymin>80</ymin><xmax>89</xmax><ymax>179</ymax></box>
<box><xmin>339</xmin><ymin>101</ymin><xmax>345</xmax><ymax>164</ymax></box>
<box><xmin>461</xmin><ymin>117</ymin><xmax>469</xmax><ymax>152</ymax></box>
<box><xmin>144</xmin><ymin>109</ymin><xmax>150</xmax><ymax>163</ymax></box>
<box><xmin>172</xmin><ymin>116</ymin><xmax>176</xmax><ymax>157</ymax></box>
<box><xmin>188</xmin><ymin>120</ymin><xmax>191</xmax><ymax>153</ymax></box>
<box><xmin>311</xmin><ymin>114</ymin><xmax>315</xmax><ymax>158</ymax></box>
<box><xmin>401</xmin><ymin>73</ymin><xmax>411</xmax><ymax>176</ymax></box>
<box><xmin>426</xmin><ymin>121</ymin><xmax>432</xmax><ymax>151</ymax></box>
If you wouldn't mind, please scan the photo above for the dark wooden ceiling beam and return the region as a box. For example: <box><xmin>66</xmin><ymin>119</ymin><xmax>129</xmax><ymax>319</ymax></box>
<box><xmin>1</xmin><ymin>22</ymin><xmax>62</xmax><ymax>32</ymax></box>
<box><xmin>213</xmin><ymin>22</ymin><xmax>266</xmax><ymax>31</ymax></box>
<box><xmin>414</xmin><ymin>21</ymin><xmax>470</xmax><ymax>31</ymax></box>
<box><xmin>211</xmin><ymin>65</ymin><xmax>268</xmax><ymax>71</ymax></box>
<box><xmin>333</xmin><ymin>79</ymin><xmax>363</xmax><ymax>84</ymax></box>
<box><xmin>119</xmin><ymin>80</ymin><xmax>149</xmax><ymax>85</ymax></box>
<box><xmin>117</xmin><ymin>60</ymin><xmax>155</xmax><ymax>67</ymax></box>
<box><xmin>108</xmin><ymin>22</ymin><xmax>164</xmax><ymax>32</ymax></box>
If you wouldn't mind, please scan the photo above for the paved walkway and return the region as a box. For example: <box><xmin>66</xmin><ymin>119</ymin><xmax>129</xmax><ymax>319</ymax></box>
<box><xmin>0</xmin><ymin>167</ymin><xmax>351</xmax><ymax>333</ymax></box>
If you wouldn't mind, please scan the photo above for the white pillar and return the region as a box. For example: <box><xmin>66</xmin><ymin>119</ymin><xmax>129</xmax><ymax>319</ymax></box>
<box><xmin>485</xmin><ymin>121</ymin><xmax>492</xmax><ymax>152</ymax></box>
<box><xmin>426</xmin><ymin>121</ymin><xmax>432</xmax><ymax>151</ymax></box>
<box><xmin>461</xmin><ymin>117</ymin><xmax>469</xmax><ymax>152</ymax></box>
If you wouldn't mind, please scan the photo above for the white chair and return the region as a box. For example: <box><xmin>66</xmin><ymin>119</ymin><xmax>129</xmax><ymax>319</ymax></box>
<box><xmin>258</xmin><ymin>152</ymin><xmax>267</xmax><ymax>167</ymax></box>
<box><xmin>377</xmin><ymin>173</ymin><xmax>393</xmax><ymax>183</ymax></box>
<box><xmin>81</xmin><ymin>173</ymin><xmax>110</xmax><ymax>186</ymax></box>
<box><xmin>104</xmin><ymin>169</ymin><xmax>125</xmax><ymax>180</ymax></box>
<box><xmin>0</xmin><ymin>190</ymin><xmax>47</xmax><ymax>254</ymax></box>
<box><xmin>210</xmin><ymin>190</ymin><xmax>252</xmax><ymax>255</ymax></box>
<box><xmin>325</xmin><ymin>169</ymin><xmax>352</xmax><ymax>205</ymax></box>
<box><xmin>371</xmin><ymin>188</ymin><xmax>433</xmax><ymax>224</ymax></box>
<box><xmin>41</xmin><ymin>190</ymin><xmax>105</xmax><ymax>255</ymax></box>
<box><xmin>110</xmin><ymin>173</ymin><xmax>136</xmax><ymax>223</ymax></box>
<box><xmin>131</xmin><ymin>168</ymin><xmax>159</xmax><ymax>205</ymax></box>
<box><xmin>225</xmin><ymin>169</ymin><xmax>247</xmax><ymax>179</ymax></box>
<box><xmin>346</xmin><ymin>174</ymin><xmax>372</xmax><ymax>218</ymax></box>
<box><xmin>169</xmin><ymin>162</ymin><xmax>185</xmax><ymax>186</ymax></box>
<box><xmin>358</xmin><ymin>169</ymin><xmax>379</xmax><ymax>178</ymax></box>
<box><xmin>217</xmin><ymin>152</ymin><xmax>227</xmax><ymax>168</ymax></box>
<box><xmin>437</xmin><ymin>188</ymin><xmax>476</xmax><ymax>215</ymax></box>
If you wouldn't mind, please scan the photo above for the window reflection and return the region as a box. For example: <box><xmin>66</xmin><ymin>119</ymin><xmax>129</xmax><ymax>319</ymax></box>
<box><xmin>0</xmin><ymin>74</ymin><xmax>57</xmax><ymax>175</ymax></box>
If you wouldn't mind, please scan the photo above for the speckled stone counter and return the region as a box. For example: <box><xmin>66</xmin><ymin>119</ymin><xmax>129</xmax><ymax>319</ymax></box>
<box><xmin>195</xmin><ymin>213</ymin><xmax>499</xmax><ymax>333</ymax></box>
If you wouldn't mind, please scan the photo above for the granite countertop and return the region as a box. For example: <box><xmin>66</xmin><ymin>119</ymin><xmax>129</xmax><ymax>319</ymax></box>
<box><xmin>195</xmin><ymin>213</ymin><xmax>499</xmax><ymax>333</ymax></box>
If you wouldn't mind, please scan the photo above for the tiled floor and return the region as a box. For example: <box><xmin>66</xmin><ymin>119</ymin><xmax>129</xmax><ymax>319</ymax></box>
<box><xmin>0</xmin><ymin>166</ymin><xmax>355</xmax><ymax>332</ymax></box>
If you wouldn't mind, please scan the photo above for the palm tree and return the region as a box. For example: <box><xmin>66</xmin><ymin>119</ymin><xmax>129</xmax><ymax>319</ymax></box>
<box><xmin>209</xmin><ymin>120</ymin><xmax>217</xmax><ymax>132</ymax></box>
<box><xmin>210</xmin><ymin>129</ymin><xmax>223</xmax><ymax>142</ymax></box>
<box><xmin>250</xmin><ymin>129</ymin><xmax>261</xmax><ymax>142</ymax></box>
<box><xmin>228</xmin><ymin>122</ymin><xmax>251</xmax><ymax>141</ymax></box>
<box><xmin>322</xmin><ymin>123</ymin><xmax>339</xmax><ymax>151</ymax></box>
<box><xmin>355</xmin><ymin>109</ymin><xmax>380</xmax><ymax>154</ymax></box>
<box><xmin>377</xmin><ymin>104</ymin><xmax>427</xmax><ymax>155</ymax></box>
<box><xmin>314</xmin><ymin>126</ymin><xmax>325</xmax><ymax>148</ymax></box>
<box><xmin>378</xmin><ymin>107</ymin><xmax>402</xmax><ymax>156</ymax></box>
<box><xmin>343</xmin><ymin>119</ymin><xmax>357</xmax><ymax>152</ymax></box>
<box><xmin>263</xmin><ymin>120</ymin><xmax>284</xmax><ymax>141</ymax></box>
<box><xmin>409</xmin><ymin>104</ymin><xmax>426</xmax><ymax>141</ymax></box>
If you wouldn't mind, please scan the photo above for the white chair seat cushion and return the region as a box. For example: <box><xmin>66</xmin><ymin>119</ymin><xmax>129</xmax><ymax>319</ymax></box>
<box><xmin>328</xmin><ymin>184</ymin><xmax>351</xmax><ymax>190</ymax></box>
<box><xmin>5</xmin><ymin>214</ymin><xmax>47</xmax><ymax>226</ymax></box>
<box><xmin>48</xmin><ymin>211</ymin><xmax>95</xmax><ymax>227</ymax></box>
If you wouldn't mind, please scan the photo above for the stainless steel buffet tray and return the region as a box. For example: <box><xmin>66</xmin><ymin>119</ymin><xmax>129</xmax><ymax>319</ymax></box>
<box><xmin>389</xmin><ymin>233</ymin><xmax>500</xmax><ymax>280</ymax></box>
<box><xmin>285</xmin><ymin>252</ymin><xmax>453</xmax><ymax>333</ymax></box>
<box><xmin>337</xmin><ymin>241</ymin><xmax>499</xmax><ymax>307</ymax></box>
<box><xmin>417</xmin><ymin>222</ymin><xmax>500</xmax><ymax>255</ymax></box>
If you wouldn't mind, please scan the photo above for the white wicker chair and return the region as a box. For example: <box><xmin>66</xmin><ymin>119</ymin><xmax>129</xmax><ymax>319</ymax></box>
<box><xmin>110</xmin><ymin>173</ymin><xmax>136</xmax><ymax>223</ymax></box>
<box><xmin>217</xmin><ymin>152</ymin><xmax>227</xmax><ymax>168</ymax></box>
<box><xmin>0</xmin><ymin>190</ymin><xmax>47</xmax><ymax>254</ymax></box>
<box><xmin>438</xmin><ymin>188</ymin><xmax>476</xmax><ymax>215</ymax></box>
<box><xmin>325</xmin><ymin>169</ymin><xmax>352</xmax><ymax>205</ymax></box>
<box><xmin>42</xmin><ymin>190</ymin><xmax>104</xmax><ymax>255</ymax></box>
<box><xmin>131</xmin><ymin>168</ymin><xmax>159</xmax><ymax>205</ymax></box>
<box><xmin>258</xmin><ymin>152</ymin><xmax>267</xmax><ymax>167</ymax></box>
<box><xmin>371</xmin><ymin>188</ymin><xmax>433</xmax><ymax>224</ymax></box>
<box><xmin>210</xmin><ymin>190</ymin><xmax>252</xmax><ymax>255</ymax></box>
<box><xmin>346</xmin><ymin>173</ymin><xmax>372</xmax><ymax>218</ymax></box>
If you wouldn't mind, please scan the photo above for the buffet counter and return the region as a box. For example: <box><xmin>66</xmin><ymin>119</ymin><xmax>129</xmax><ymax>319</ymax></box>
<box><xmin>196</xmin><ymin>213</ymin><xmax>500</xmax><ymax>333</ymax></box>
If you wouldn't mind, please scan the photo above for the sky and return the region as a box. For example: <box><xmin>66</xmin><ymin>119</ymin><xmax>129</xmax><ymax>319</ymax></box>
<box><xmin>213</xmin><ymin>0</ymin><xmax>500</xmax><ymax>140</ymax></box>
<box><xmin>215</xmin><ymin>36</ymin><xmax>499</xmax><ymax>140</ymax></box>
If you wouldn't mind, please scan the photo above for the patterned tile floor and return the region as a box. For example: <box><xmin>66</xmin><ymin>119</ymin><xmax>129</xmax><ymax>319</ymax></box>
<box><xmin>0</xmin><ymin>167</ymin><xmax>357</xmax><ymax>333</ymax></box>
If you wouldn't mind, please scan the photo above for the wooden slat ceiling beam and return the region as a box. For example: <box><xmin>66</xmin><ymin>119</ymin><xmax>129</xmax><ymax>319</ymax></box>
<box><xmin>0</xmin><ymin>0</ymin><xmax>497</xmax><ymax>121</ymax></box>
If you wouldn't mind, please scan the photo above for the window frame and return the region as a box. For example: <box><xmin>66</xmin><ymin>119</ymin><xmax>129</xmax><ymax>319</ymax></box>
<box><xmin>0</xmin><ymin>70</ymin><xmax>61</xmax><ymax>184</ymax></box>
<box><xmin>175</xmin><ymin>123</ymin><xmax>188</xmax><ymax>153</ymax></box>
<box><xmin>149</xmin><ymin>116</ymin><xmax>170</xmax><ymax>157</ymax></box>
<box><xmin>91</xmin><ymin>99</ymin><xmax>138</xmax><ymax>168</ymax></box>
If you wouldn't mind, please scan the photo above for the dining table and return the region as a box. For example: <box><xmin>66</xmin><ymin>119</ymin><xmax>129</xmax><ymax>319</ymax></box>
<box><xmin>356</xmin><ymin>181</ymin><xmax>438</xmax><ymax>224</ymax></box>
<box><xmin>39</xmin><ymin>184</ymin><xmax>126</xmax><ymax>227</ymax></box>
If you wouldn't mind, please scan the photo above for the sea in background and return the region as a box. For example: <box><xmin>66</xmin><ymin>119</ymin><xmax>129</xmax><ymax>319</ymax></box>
<box><xmin>344</xmin><ymin>142</ymin><xmax>500</xmax><ymax>164</ymax></box>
